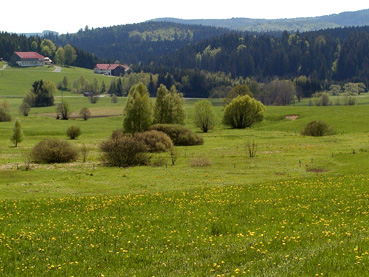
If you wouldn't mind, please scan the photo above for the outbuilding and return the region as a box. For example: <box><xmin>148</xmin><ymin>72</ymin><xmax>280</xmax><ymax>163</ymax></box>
<box><xmin>94</xmin><ymin>64</ymin><xmax>129</xmax><ymax>76</ymax></box>
<box><xmin>9</xmin><ymin>52</ymin><xmax>45</xmax><ymax>67</ymax></box>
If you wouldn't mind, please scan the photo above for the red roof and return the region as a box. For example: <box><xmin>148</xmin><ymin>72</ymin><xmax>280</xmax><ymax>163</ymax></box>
<box><xmin>15</xmin><ymin>52</ymin><xmax>44</xmax><ymax>59</ymax></box>
<box><xmin>95</xmin><ymin>64</ymin><xmax>127</xmax><ymax>70</ymax></box>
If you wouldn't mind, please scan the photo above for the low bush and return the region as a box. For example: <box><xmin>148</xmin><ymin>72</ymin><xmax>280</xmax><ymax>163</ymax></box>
<box><xmin>190</xmin><ymin>157</ymin><xmax>211</xmax><ymax>167</ymax></box>
<box><xmin>67</xmin><ymin>126</ymin><xmax>81</xmax><ymax>140</ymax></box>
<box><xmin>301</xmin><ymin>120</ymin><xmax>332</xmax><ymax>137</ymax></box>
<box><xmin>0</xmin><ymin>108</ymin><xmax>11</xmax><ymax>122</ymax></box>
<box><xmin>31</xmin><ymin>139</ymin><xmax>79</xmax><ymax>163</ymax></box>
<box><xmin>100</xmin><ymin>134</ymin><xmax>149</xmax><ymax>167</ymax></box>
<box><xmin>149</xmin><ymin>124</ymin><xmax>203</xmax><ymax>146</ymax></box>
<box><xmin>134</xmin><ymin>130</ymin><xmax>173</xmax><ymax>152</ymax></box>
<box><xmin>79</xmin><ymin>107</ymin><xmax>91</xmax><ymax>120</ymax></box>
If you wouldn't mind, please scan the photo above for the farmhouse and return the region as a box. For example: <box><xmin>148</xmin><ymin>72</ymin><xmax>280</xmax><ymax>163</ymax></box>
<box><xmin>94</xmin><ymin>64</ymin><xmax>128</xmax><ymax>76</ymax></box>
<box><xmin>10</xmin><ymin>52</ymin><xmax>45</xmax><ymax>67</ymax></box>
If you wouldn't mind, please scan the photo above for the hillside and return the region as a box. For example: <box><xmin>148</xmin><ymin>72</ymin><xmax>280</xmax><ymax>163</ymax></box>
<box><xmin>45</xmin><ymin>22</ymin><xmax>231</xmax><ymax>65</ymax></box>
<box><xmin>143</xmin><ymin>26</ymin><xmax>369</xmax><ymax>87</ymax></box>
<box><xmin>151</xmin><ymin>9</ymin><xmax>369</xmax><ymax>32</ymax></box>
<box><xmin>0</xmin><ymin>32</ymin><xmax>106</xmax><ymax>68</ymax></box>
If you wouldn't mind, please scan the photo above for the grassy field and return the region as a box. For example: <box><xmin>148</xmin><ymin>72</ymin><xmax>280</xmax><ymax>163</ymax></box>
<box><xmin>0</xmin><ymin>63</ymin><xmax>112</xmax><ymax>97</ymax></box>
<box><xmin>1</xmin><ymin>67</ymin><xmax>369</xmax><ymax>275</ymax></box>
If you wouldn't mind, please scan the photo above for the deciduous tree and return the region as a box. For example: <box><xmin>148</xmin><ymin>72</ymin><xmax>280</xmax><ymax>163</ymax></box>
<box><xmin>123</xmin><ymin>83</ymin><xmax>153</xmax><ymax>134</ymax></box>
<box><xmin>194</xmin><ymin>99</ymin><xmax>216</xmax><ymax>132</ymax></box>
<box><xmin>223</xmin><ymin>95</ymin><xmax>265</xmax><ymax>129</ymax></box>
<box><xmin>11</xmin><ymin>120</ymin><xmax>24</xmax><ymax>147</ymax></box>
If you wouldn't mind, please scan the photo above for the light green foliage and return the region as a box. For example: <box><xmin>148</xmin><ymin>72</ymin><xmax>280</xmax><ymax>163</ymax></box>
<box><xmin>343</xmin><ymin>82</ymin><xmax>366</xmax><ymax>95</ymax></box>
<box><xmin>193</xmin><ymin>99</ymin><xmax>216</xmax><ymax>132</ymax></box>
<box><xmin>55</xmin><ymin>46</ymin><xmax>65</xmax><ymax>66</ymax></box>
<box><xmin>40</xmin><ymin>39</ymin><xmax>56</xmax><ymax>54</ymax></box>
<box><xmin>224</xmin><ymin>84</ymin><xmax>253</xmax><ymax>105</ymax></box>
<box><xmin>30</xmin><ymin>41</ymin><xmax>38</xmax><ymax>51</ymax></box>
<box><xmin>153</xmin><ymin>84</ymin><xmax>185</xmax><ymax>124</ymax></box>
<box><xmin>328</xmin><ymin>84</ymin><xmax>342</xmax><ymax>95</ymax></box>
<box><xmin>223</xmin><ymin>95</ymin><xmax>265</xmax><ymax>128</ymax></box>
<box><xmin>64</xmin><ymin>44</ymin><xmax>77</xmax><ymax>66</ymax></box>
<box><xmin>41</xmin><ymin>45</ymin><xmax>52</xmax><ymax>57</ymax></box>
<box><xmin>11</xmin><ymin>120</ymin><xmax>24</xmax><ymax>147</ymax></box>
<box><xmin>123</xmin><ymin>83</ymin><xmax>153</xmax><ymax>134</ymax></box>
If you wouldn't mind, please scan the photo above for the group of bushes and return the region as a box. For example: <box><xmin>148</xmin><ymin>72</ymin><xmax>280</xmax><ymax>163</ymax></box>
<box><xmin>28</xmin><ymin>124</ymin><xmax>202</xmax><ymax>166</ymax></box>
<box><xmin>101</xmin><ymin>124</ymin><xmax>202</xmax><ymax>167</ymax></box>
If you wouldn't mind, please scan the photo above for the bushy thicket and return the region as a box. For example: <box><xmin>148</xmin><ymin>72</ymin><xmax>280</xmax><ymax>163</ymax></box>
<box><xmin>31</xmin><ymin>139</ymin><xmax>79</xmax><ymax>163</ymax></box>
<box><xmin>301</xmin><ymin>120</ymin><xmax>332</xmax><ymax>137</ymax></box>
<box><xmin>0</xmin><ymin>108</ymin><xmax>11</xmax><ymax>122</ymax></box>
<box><xmin>100</xmin><ymin>133</ymin><xmax>149</xmax><ymax>167</ymax></box>
<box><xmin>134</xmin><ymin>130</ymin><xmax>173</xmax><ymax>152</ymax></box>
<box><xmin>149</xmin><ymin>124</ymin><xmax>203</xmax><ymax>146</ymax></box>
<box><xmin>66</xmin><ymin>126</ymin><xmax>81</xmax><ymax>140</ymax></box>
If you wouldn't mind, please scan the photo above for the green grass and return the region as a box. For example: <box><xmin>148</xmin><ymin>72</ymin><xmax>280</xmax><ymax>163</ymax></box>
<box><xmin>0</xmin><ymin>64</ymin><xmax>112</xmax><ymax>97</ymax></box>
<box><xmin>2</xmin><ymin>70</ymin><xmax>369</xmax><ymax>275</ymax></box>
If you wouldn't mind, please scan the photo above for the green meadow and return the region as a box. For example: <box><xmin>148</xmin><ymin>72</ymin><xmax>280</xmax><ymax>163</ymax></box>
<box><xmin>1</xmin><ymin>65</ymin><xmax>369</xmax><ymax>275</ymax></box>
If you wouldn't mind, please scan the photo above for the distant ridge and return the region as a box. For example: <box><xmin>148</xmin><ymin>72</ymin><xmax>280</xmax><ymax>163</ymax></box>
<box><xmin>150</xmin><ymin>9</ymin><xmax>369</xmax><ymax>32</ymax></box>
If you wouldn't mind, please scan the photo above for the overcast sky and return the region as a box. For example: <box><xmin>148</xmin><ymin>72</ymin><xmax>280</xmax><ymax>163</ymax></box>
<box><xmin>1</xmin><ymin>1</ymin><xmax>368</xmax><ymax>34</ymax></box>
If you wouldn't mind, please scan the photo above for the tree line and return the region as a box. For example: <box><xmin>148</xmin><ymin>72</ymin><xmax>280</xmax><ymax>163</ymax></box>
<box><xmin>45</xmin><ymin>22</ymin><xmax>231</xmax><ymax>64</ymax></box>
<box><xmin>0</xmin><ymin>32</ymin><xmax>106</xmax><ymax>68</ymax></box>
<box><xmin>146</xmin><ymin>26</ymin><xmax>369</xmax><ymax>88</ymax></box>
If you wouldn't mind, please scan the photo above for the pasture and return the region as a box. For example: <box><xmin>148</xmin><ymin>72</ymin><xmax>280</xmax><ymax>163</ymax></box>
<box><xmin>1</xmin><ymin>65</ymin><xmax>369</xmax><ymax>275</ymax></box>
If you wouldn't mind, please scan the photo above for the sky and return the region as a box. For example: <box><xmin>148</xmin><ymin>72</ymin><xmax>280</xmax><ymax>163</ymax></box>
<box><xmin>1</xmin><ymin>0</ymin><xmax>368</xmax><ymax>34</ymax></box>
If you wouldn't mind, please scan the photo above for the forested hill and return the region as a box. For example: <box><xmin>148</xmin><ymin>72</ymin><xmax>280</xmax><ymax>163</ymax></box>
<box><xmin>45</xmin><ymin>22</ymin><xmax>231</xmax><ymax>65</ymax></box>
<box><xmin>151</xmin><ymin>9</ymin><xmax>369</xmax><ymax>32</ymax></box>
<box><xmin>145</xmin><ymin>26</ymin><xmax>369</xmax><ymax>86</ymax></box>
<box><xmin>0</xmin><ymin>32</ymin><xmax>106</xmax><ymax>68</ymax></box>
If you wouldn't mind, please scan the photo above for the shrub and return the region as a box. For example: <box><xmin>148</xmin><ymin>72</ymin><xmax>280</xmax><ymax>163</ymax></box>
<box><xmin>190</xmin><ymin>157</ymin><xmax>211</xmax><ymax>167</ymax></box>
<box><xmin>193</xmin><ymin>99</ymin><xmax>216</xmax><ymax>132</ymax></box>
<box><xmin>111</xmin><ymin>95</ymin><xmax>118</xmax><ymax>103</ymax></box>
<box><xmin>31</xmin><ymin>139</ymin><xmax>79</xmax><ymax>163</ymax></box>
<box><xmin>19</xmin><ymin>102</ymin><xmax>31</xmax><ymax>116</ymax></box>
<box><xmin>134</xmin><ymin>130</ymin><xmax>173</xmax><ymax>152</ymax></box>
<box><xmin>149</xmin><ymin>124</ymin><xmax>203</xmax><ymax>146</ymax></box>
<box><xmin>0</xmin><ymin>108</ymin><xmax>11</xmax><ymax>122</ymax></box>
<box><xmin>56</xmin><ymin>101</ymin><xmax>71</xmax><ymax>120</ymax></box>
<box><xmin>301</xmin><ymin>120</ymin><xmax>332</xmax><ymax>137</ymax></box>
<box><xmin>67</xmin><ymin>126</ymin><xmax>81</xmax><ymax>139</ymax></box>
<box><xmin>79</xmin><ymin>107</ymin><xmax>91</xmax><ymax>120</ymax></box>
<box><xmin>151</xmin><ymin>156</ymin><xmax>167</xmax><ymax>167</ymax></box>
<box><xmin>223</xmin><ymin>95</ymin><xmax>265</xmax><ymax>129</ymax></box>
<box><xmin>100</xmin><ymin>133</ymin><xmax>149</xmax><ymax>167</ymax></box>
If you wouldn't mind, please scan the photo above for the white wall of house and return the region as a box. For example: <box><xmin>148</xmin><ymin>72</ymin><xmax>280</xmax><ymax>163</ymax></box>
<box><xmin>16</xmin><ymin>60</ymin><xmax>44</xmax><ymax>67</ymax></box>
<box><xmin>94</xmin><ymin>68</ymin><xmax>111</xmax><ymax>75</ymax></box>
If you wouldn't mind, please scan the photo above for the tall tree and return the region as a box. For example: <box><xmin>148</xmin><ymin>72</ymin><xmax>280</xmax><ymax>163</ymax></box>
<box><xmin>55</xmin><ymin>46</ymin><xmax>65</xmax><ymax>65</ymax></box>
<box><xmin>64</xmin><ymin>44</ymin><xmax>77</xmax><ymax>66</ymax></box>
<box><xmin>123</xmin><ymin>83</ymin><xmax>153</xmax><ymax>134</ymax></box>
<box><xmin>11</xmin><ymin>120</ymin><xmax>24</xmax><ymax>147</ymax></box>
<box><xmin>153</xmin><ymin>84</ymin><xmax>186</xmax><ymax>124</ymax></box>
<box><xmin>193</xmin><ymin>99</ymin><xmax>216</xmax><ymax>132</ymax></box>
